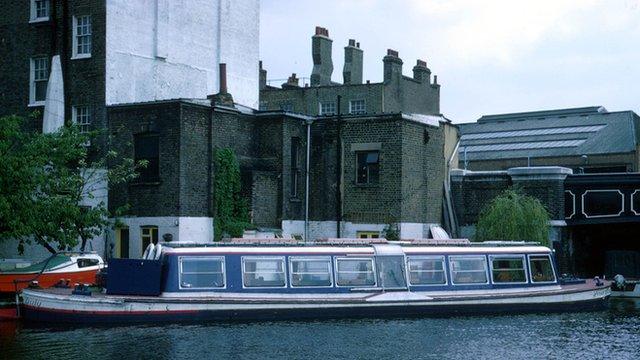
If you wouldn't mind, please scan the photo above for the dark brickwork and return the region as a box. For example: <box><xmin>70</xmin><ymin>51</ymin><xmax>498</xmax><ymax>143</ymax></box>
<box><xmin>0</xmin><ymin>0</ymin><xmax>107</xmax><ymax>144</ymax></box>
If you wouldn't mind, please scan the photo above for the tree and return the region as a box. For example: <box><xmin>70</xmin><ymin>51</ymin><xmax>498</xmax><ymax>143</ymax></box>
<box><xmin>475</xmin><ymin>188</ymin><xmax>550</xmax><ymax>246</ymax></box>
<box><xmin>0</xmin><ymin>115</ymin><xmax>143</xmax><ymax>254</ymax></box>
<box><xmin>213</xmin><ymin>148</ymin><xmax>252</xmax><ymax>240</ymax></box>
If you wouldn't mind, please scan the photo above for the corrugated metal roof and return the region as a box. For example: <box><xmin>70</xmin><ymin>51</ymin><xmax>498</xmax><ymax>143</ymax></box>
<box><xmin>458</xmin><ymin>109</ymin><xmax>639</xmax><ymax>161</ymax></box>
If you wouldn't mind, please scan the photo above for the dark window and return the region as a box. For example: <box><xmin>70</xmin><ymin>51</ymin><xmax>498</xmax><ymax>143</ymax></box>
<box><xmin>134</xmin><ymin>133</ymin><xmax>160</xmax><ymax>182</ymax></box>
<box><xmin>356</xmin><ymin>151</ymin><xmax>379</xmax><ymax>185</ymax></box>
<box><xmin>290</xmin><ymin>137</ymin><xmax>300</xmax><ymax>197</ymax></box>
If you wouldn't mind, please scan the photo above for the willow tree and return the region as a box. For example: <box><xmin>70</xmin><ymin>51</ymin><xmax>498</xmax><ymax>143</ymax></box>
<box><xmin>213</xmin><ymin>148</ymin><xmax>251</xmax><ymax>240</ymax></box>
<box><xmin>475</xmin><ymin>189</ymin><xmax>550</xmax><ymax>246</ymax></box>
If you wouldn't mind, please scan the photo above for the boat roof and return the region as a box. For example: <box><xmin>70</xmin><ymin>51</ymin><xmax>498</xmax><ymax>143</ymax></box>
<box><xmin>162</xmin><ymin>238</ymin><xmax>552</xmax><ymax>255</ymax></box>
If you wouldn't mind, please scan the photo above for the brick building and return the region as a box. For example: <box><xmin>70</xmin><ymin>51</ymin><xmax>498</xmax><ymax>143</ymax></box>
<box><xmin>259</xmin><ymin>27</ymin><xmax>441</xmax><ymax>117</ymax></box>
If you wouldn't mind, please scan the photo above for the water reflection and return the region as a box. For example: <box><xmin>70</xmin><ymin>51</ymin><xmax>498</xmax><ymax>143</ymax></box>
<box><xmin>1</xmin><ymin>300</ymin><xmax>639</xmax><ymax>359</ymax></box>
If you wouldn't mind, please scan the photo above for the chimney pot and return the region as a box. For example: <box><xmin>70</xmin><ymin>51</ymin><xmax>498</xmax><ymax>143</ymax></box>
<box><xmin>416</xmin><ymin>59</ymin><xmax>427</xmax><ymax>68</ymax></box>
<box><xmin>348</xmin><ymin>39</ymin><xmax>356</xmax><ymax>47</ymax></box>
<box><xmin>356</xmin><ymin>42</ymin><xmax>360</xmax><ymax>48</ymax></box>
<box><xmin>387</xmin><ymin>49</ymin><xmax>399</xmax><ymax>57</ymax></box>
<box><xmin>219</xmin><ymin>63</ymin><xmax>227</xmax><ymax>94</ymax></box>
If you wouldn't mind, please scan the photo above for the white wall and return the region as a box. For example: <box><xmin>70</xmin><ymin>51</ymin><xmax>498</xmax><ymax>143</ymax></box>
<box><xmin>282</xmin><ymin>221</ymin><xmax>436</xmax><ymax>240</ymax></box>
<box><xmin>105</xmin><ymin>0</ymin><xmax>259</xmax><ymax>108</ymax></box>
<box><xmin>109</xmin><ymin>216</ymin><xmax>213</xmax><ymax>259</ymax></box>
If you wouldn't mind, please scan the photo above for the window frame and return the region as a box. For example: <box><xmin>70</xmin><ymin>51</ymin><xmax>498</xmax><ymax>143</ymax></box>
<box><xmin>290</xmin><ymin>137</ymin><xmax>301</xmax><ymax>198</ymax></box>
<box><xmin>349</xmin><ymin>99</ymin><xmax>366</xmax><ymax>114</ymax></box>
<box><xmin>134</xmin><ymin>132</ymin><xmax>160</xmax><ymax>183</ymax></box>
<box><xmin>288</xmin><ymin>256</ymin><xmax>334</xmax><ymax>288</ymax></box>
<box><xmin>30</xmin><ymin>0</ymin><xmax>50</xmax><ymax>23</ymax></box>
<box><xmin>406</xmin><ymin>255</ymin><xmax>448</xmax><ymax>286</ymax></box>
<box><xmin>528</xmin><ymin>254</ymin><xmax>557</xmax><ymax>284</ymax></box>
<box><xmin>72</xmin><ymin>105</ymin><xmax>92</xmax><ymax>134</ymax></box>
<box><xmin>29</xmin><ymin>56</ymin><xmax>49</xmax><ymax>106</ymax></box>
<box><xmin>448</xmin><ymin>255</ymin><xmax>490</xmax><ymax>285</ymax></box>
<box><xmin>355</xmin><ymin>150</ymin><xmax>380</xmax><ymax>185</ymax></box>
<box><xmin>319</xmin><ymin>101</ymin><xmax>336</xmax><ymax>116</ymax></box>
<box><xmin>489</xmin><ymin>254</ymin><xmax>528</xmax><ymax>285</ymax></box>
<box><xmin>72</xmin><ymin>15</ymin><xmax>92</xmax><ymax>59</ymax></box>
<box><xmin>140</xmin><ymin>225</ymin><xmax>158</xmax><ymax>254</ymax></box>
<box><xmin>241</xmin><ymin>256</ymin><xmax>288</xmax><ymax>289</ymax></box>
<box><xmin>334</xmin><ymin>257</ymin><xmax>377</xmax><ymax>288</ymax></box>
<box><xmin>356</xmin><ymin>231</ymin><xmax>380</xmax><ymax>239</ymax></box>
<box><xmin>178</xmin><ymin>256</ymin><xmax>226</xmax><ymax>290</ymax></box>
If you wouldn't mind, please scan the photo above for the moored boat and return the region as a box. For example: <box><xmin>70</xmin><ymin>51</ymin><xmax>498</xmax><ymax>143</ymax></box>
<box><xmin>20</xmin><ymin>239</ymin><xmax>610</xmax><ymax>324</ymax></box>
<box><xmin>0</xmin><ymin>253</ymin><xmax>104</xmax><ymax>294</ymax></box>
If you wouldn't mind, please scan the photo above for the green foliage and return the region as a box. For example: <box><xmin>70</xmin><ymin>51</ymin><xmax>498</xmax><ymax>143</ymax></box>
<box><xmin>475</xmin><ymin>188</ymin><xmax>550</xmax><ymax>246</ymax></box>
<box><xmin>0</xmin><ymin>115</ymin><xmax>144</xmax><ymax>254</ymax></box>
<box><xmin>214</xmin><ymin>148</ymin><xmax>251</xmax><ymax>241</ymax></box>
<box><xmin>382</xmin><ymin>222</ymin><xmax>400</xmax><ymax>241</ymax></box>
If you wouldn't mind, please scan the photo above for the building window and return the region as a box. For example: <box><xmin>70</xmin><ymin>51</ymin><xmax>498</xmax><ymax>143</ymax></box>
<box><xmin>242</xmin><ymin>257</ymin><xmax>286</xmax><ymax>288</ymax></box>
<box><xmin>179</xmin><ymin>256</ymin><xmax>225</xmax><ymax>289</ymax></box>
<box><xmin>349</xmin><ymin>99</ymin><xmax>366</xmax><ymax>114</ymax></box>
<box><xmin>290</xmin><ymin>137</ymin><xmax>300</xmax><ymax>198</ymax></box>
<box><xmin>30</xmin><ymin>0</ymin><xmax>50</xmax><ymax>22</ymax></box>
<box><xmin>72</xmin><ymin>15</ymin><xmax>92</xmax><ymax>59</ymax></box>
<box><xmin>280</xmin><ymin>102</ymin><xmax>294</xmax><ymax>112</ymax></box>
<box><xmin>289</xmin><ymin>257</ymin><xmax>332</xmax><ymax>287</ymax></box>
<box><xmin>335</xmin><ymin>258</ymin><xmax>376</xmax><ymax>287</ymax></box>
<box><xmin>72</xmin><ymin>106</ymin><xmax>91</xmax><ymax>133</ymax></box>
<box><xmin>356</xmin><ymin>231</ymin><xmax>380</xmax><ymax>239</ymax></box>
<box><xmin>355</xmin><ymin>151</ymin><xmax>379</xmax><ymax>185</ymax></box>
<box><xmin>319</xmin><ymin>101</ymin><xmax>336</xmax><ymax>116</ymax></box>
<box><xmin>259</xmin><ymin>101</ymin><xmax>268</xmax><ymax>111</ymax></box>
<box><xmin>29</xmin><ymin>57</ymin><xmax>49</xmax><ymax>105</ymax></box>
<box><xmin>134</xmin><ymin>133</ymin><xmax>160</xmax><ymax>182</ymax></box>
<box><xmin>140</xmin><ymin>226</ymin><xmax>158</xmax><ymax>255</ymax></box>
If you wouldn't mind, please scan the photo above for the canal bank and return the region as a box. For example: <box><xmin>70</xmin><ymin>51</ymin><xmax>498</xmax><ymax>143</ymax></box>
<box><xmin>1</xmin><ymin>299</ymin><xmax>639</xmax><ymax>359</ymax></box>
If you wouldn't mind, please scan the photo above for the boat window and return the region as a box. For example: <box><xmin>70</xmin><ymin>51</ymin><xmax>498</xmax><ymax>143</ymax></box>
<box><xmin>490</xmin><ymin>256</ymin><xmax>527</xmax><ymax>283</ymax></box>
<box><xmin>529</xmin><ymin>255</ymin><xmax>556</xmax><ymax>283</ymax></box>
<box><xmin>407</xmin><ymin>256</ymin><xmax>446</xmax><ymax>285</ymax></box>
<box><xmin>335</xmin><ymin>258</ymin><xmax>376</xmax><ymax>287</ymax></box>
<box><xmin>243</xmin><ymin>257</ymin><xmax>286</xmax><ymax>288</ymax></box>
<box><xmin>77</xmin><ymin>258</ymin><xmax>100</xmax><ymax>268</ymax></box>
<box><xmin>449</xmin><ymin>256</ymin><xmax>488</xmax><ymax>284</ymax></box>
<box><xmin>290</xmin><ymin>257</ymin><xmax>332</xmax><ymax>287</ymax></box>
<box><xmin>179</xmin><ymin>256</ymin><xmax>225</xmax><ymax>289</ymax></box>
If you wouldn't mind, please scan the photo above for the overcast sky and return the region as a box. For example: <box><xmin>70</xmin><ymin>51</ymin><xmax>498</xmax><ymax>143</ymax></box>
<box><xmin>259</xmin><ymin>0</ymin><xmax>640</xmax><ymax>123</ymax></box>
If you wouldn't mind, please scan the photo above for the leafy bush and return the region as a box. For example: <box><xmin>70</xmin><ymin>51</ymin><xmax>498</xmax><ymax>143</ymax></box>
<box><xmin>214</xmin><ymin>148</ymin><xmax>251</xmax><ymax>240</ymax></box>
<box><xmin>475</xmin><ymin>188</ymin><xmax>550</xmax><ymax>247</ymax></box>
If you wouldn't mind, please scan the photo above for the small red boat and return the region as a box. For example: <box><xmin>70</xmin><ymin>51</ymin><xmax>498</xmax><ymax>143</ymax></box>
<box><xmin>0</xmin><ymin>253</ymin><xmax>104</xmax><ymax>294</ymax></box>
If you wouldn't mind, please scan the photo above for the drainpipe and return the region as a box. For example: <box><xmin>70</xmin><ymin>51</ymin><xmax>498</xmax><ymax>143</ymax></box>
<box><xmin>336</xmin><ymin>95</ymin><xmax>342</xmax><ymax>238</ymax></box>
<box><xmin>304</xmin><ymin>119</ymin><xmax>312</xmax><ymax>241</ymax></box>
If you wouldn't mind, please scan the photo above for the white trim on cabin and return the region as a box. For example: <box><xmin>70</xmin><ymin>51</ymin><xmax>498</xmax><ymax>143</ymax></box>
<box><xmin>163</xmin><ymin>246</ymin><xmax>552</xmax><ymax>255</ymax></box>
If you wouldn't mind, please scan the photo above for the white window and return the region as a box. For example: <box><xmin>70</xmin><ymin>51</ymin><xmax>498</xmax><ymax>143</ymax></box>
<box><xmin>73</xmin><ymin>106</ymin><xmax>91</xmax><ymax>133</ymax></box>
<box><xmin>319</xmin><ymin>101</ymin><xmax>336</xmax><ymax>116</ymax></box>
<box><xmin>529</xmin><ymin>255</ymin><xmax>556</xmax><ymax>283</ymax></box>
<box><xmin>335</xmin><ymin>258</ymin><xmax>376</xmax><ymax>287</ymax></box>
<box><xmin>30</xmin><ymin>0</ymin><xmax>50</xmax><ymax>22</ymax></box>
<box><xmin>407</xmin><ymin>256</ymin><xmax>447</xmax><ymax>285</ymax></box>
<box><xmin>490</xmin><ymin>256</ymin><xmax>527</xmax><ymax>284</ymax></box>
<box><xmin>242</xmin><ymin>257</ymin><xmax>286</xmax><ymax>288</ymax></box>
<box><xmin>289</xmin><ymin>257</ymin><xmax>332</xmax><ymax>287</ymax></box>
<box><xmin>449</xmin><ymin>256</ymin><xmax>488</xmax><ymax>284</ymax></box>
<box><xmin>349</xmin><ymin>99</ymin><xmax>366</xmax><ymax>114</ymax></box>
<box><xmin>29</xmin><ymin>57</ymin><xmax>49</xmax><ymax>106</ymax></box>
<box><xmin>179</xmin><ymin>256</ymin><xmax>225</xmax><ymax>289</ymax></box>
<box><xmin>72</xmin><ymin>15</ymin><xmax>92</xmax><ymax>59</ymax></box>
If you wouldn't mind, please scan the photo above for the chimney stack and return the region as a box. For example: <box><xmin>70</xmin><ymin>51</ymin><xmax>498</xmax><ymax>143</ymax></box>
<box><xmin>311</xmin><ymin>26</ymin><xmax>333</xmax><ymax>86</ymax></box>
<box><xmin>219</xmin><ymin>63</ymin><xmax>228</xmax><ymax>94</ymax></box>
<box><xmin>412</xmin><ymin>59</ymin><xmax>431</xmax><ymax>83</ymax></box>
<box><xmin>259</xmin><ymin>61</ymin><xmax>267</xmax><ymax>90</ymax></box>
<box><xmin>282</xmin><ymin>73</ymin><xmax>300</xmax><ymax>89</ymax></box>
<box><xmin>343</xmin><ymin>39</ymin><xmax>363</xmax><ymax>85</ymax></box>
<box><xmin>207</xmin><ymin>63</ymin><xmax>234</xmax><ymax>106</ymax></box>
<box><xmin>383</xmin><ymin>49</ymin><xmax>403</xmax><ymax>82</ymax></box>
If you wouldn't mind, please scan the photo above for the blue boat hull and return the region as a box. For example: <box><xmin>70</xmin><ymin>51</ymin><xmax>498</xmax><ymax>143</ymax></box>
<box><xmin>21</xmin><ymin>296</ymin><xmax>609</xmax><ymax>325</ymax></box>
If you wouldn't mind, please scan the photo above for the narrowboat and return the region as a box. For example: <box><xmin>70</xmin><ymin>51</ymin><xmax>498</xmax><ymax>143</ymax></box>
<box><xmin>0</xmin><ymin>253</ymin><xmax>104</xmax><ymax>295</ymax></box>
<box><xmin>20</xmin><ymin>239</ymin><xmax>610</xmax><ymax>324</ymax></box>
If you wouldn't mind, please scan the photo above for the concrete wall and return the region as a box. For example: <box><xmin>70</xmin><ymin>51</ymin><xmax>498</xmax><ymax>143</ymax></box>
<box><xmin>105</xmin><ymin>0</ymin><xmax>259</xmax><ymax>108</ymax></box>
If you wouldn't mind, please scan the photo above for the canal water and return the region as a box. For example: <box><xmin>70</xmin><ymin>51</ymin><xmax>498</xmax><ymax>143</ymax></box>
<box><xmin>1</xmin><ymin>299</ymin><xmax>639</xmax><ymax>360</ymax></box>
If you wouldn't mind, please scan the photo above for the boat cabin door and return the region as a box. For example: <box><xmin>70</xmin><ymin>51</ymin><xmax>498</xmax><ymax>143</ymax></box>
<box><xmin>372</xmin><ymin>244</ymin><xmax>407</xmax><ymax>290</ymax></box>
